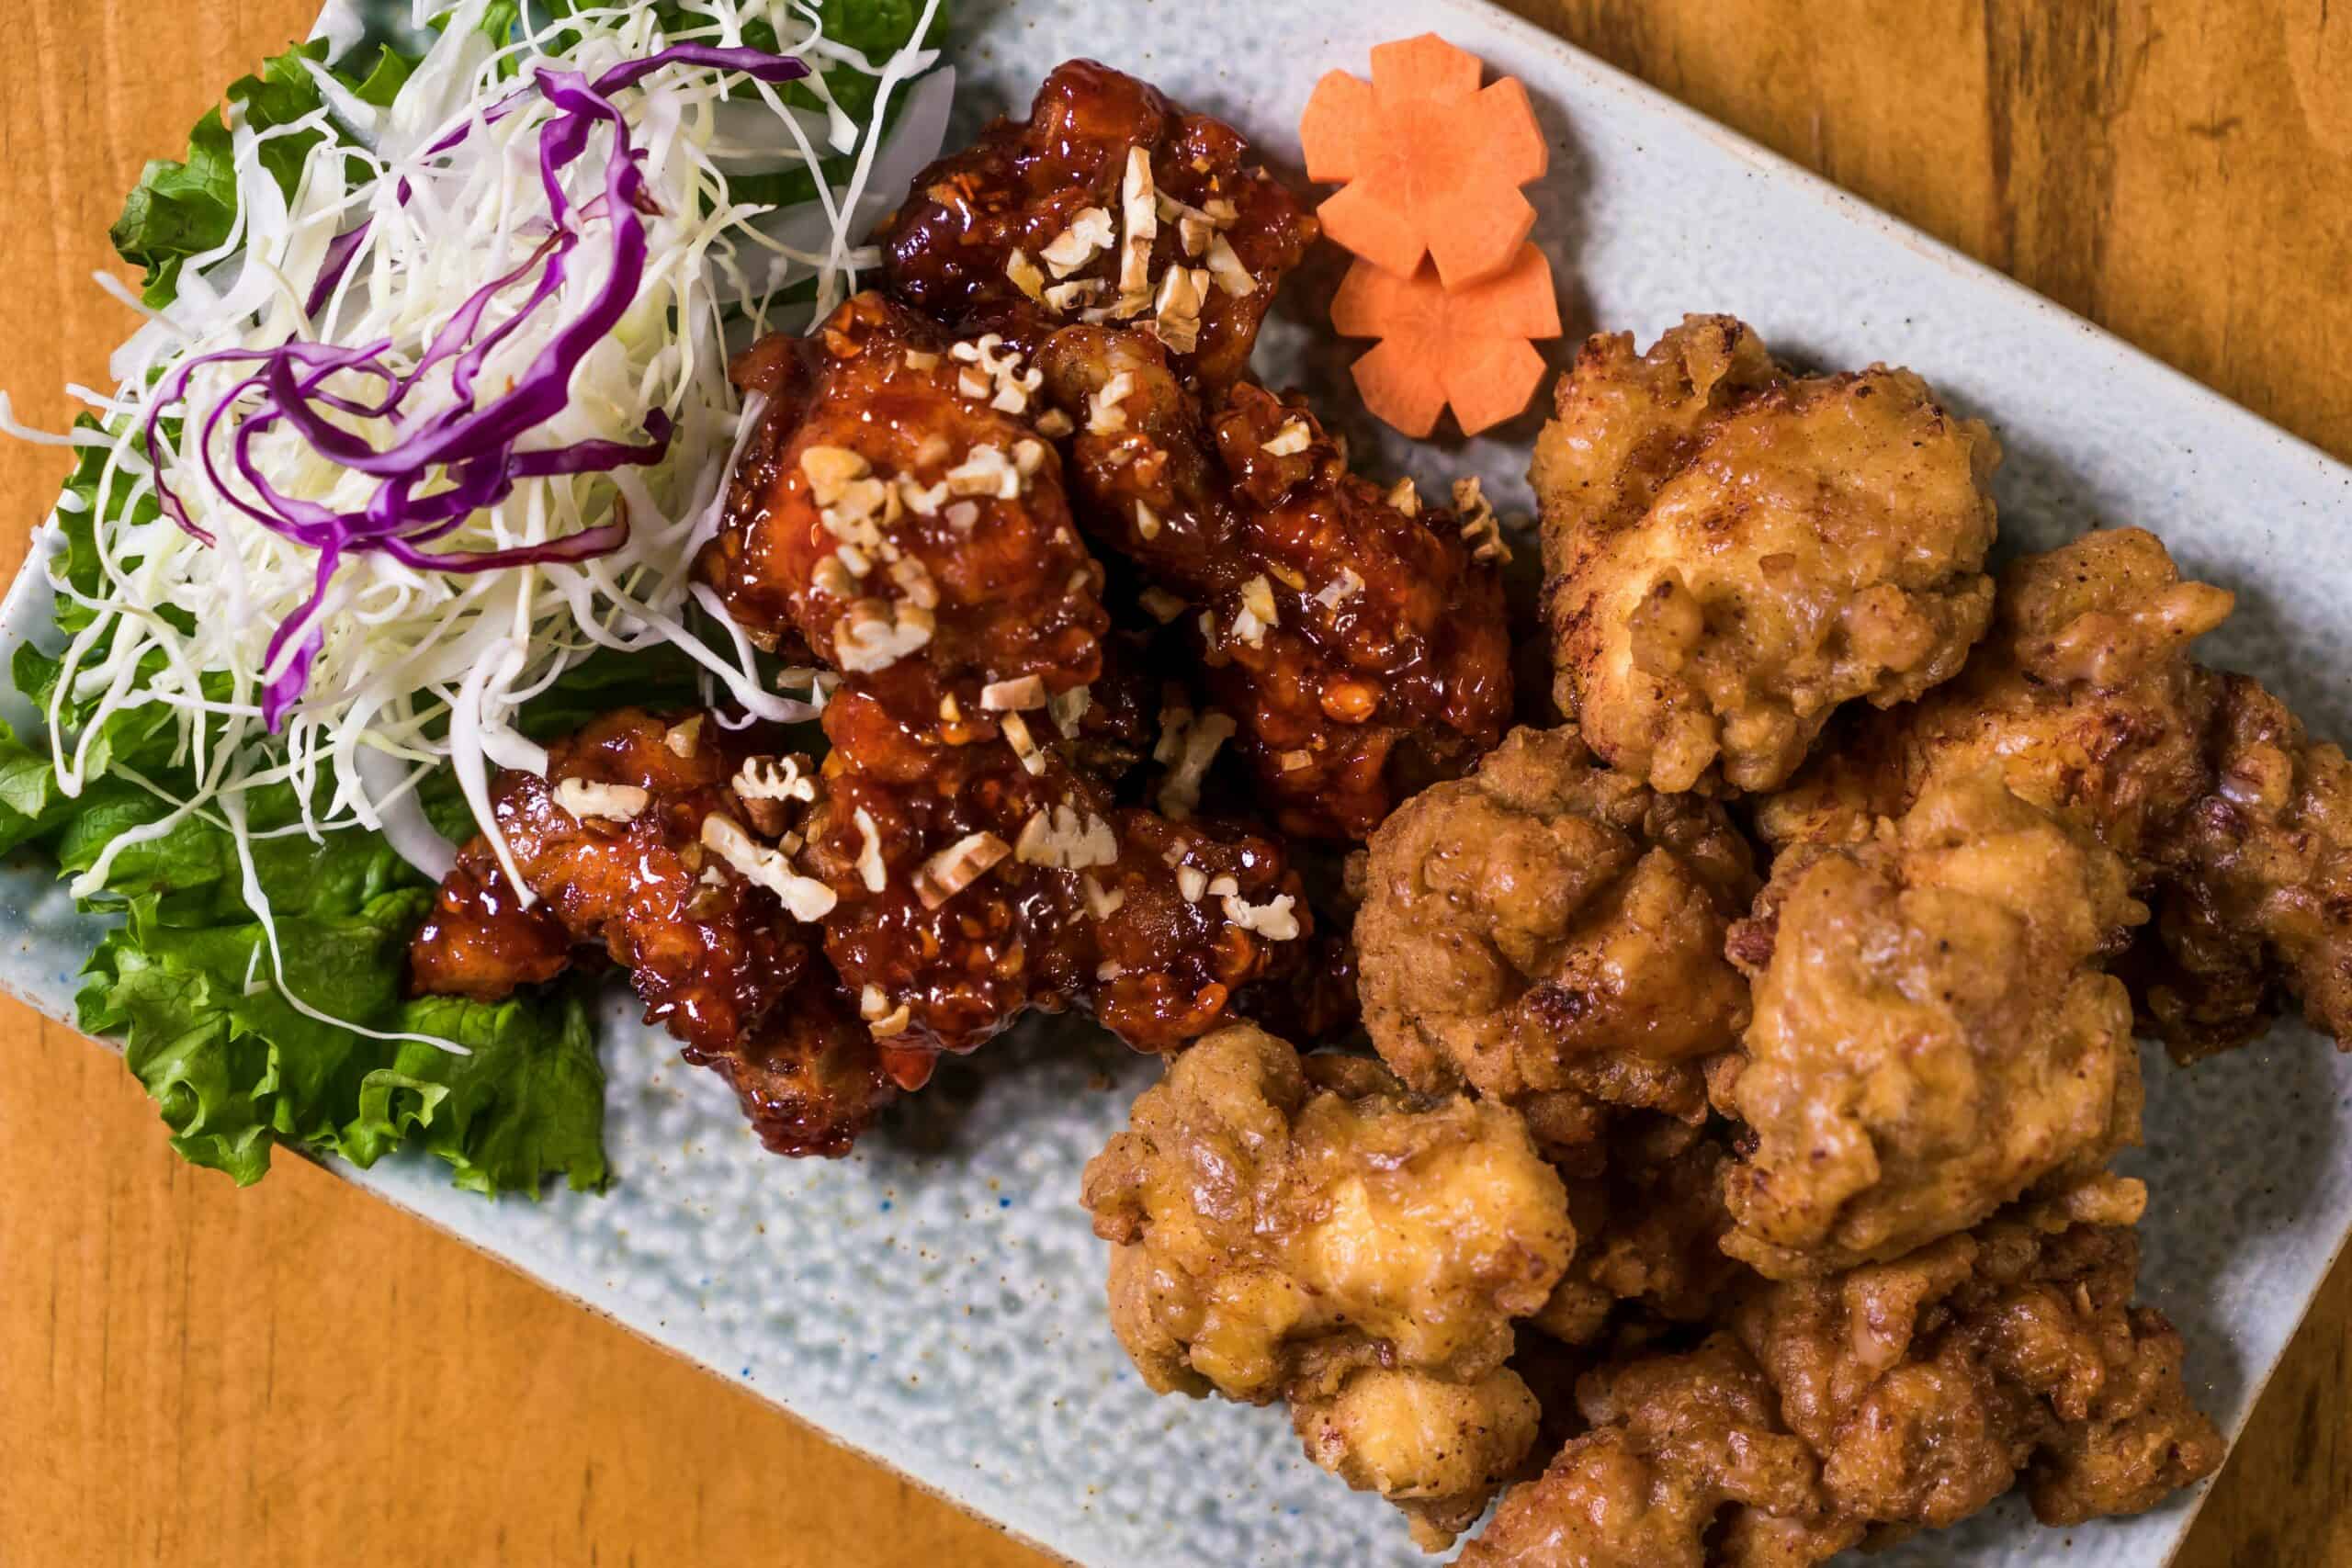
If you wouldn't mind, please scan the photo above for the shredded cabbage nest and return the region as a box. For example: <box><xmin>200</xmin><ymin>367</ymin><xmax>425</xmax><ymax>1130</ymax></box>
<box><xmin>4</xmin><ymin>0</ymin><xmax>949</xmax><ymax>1053</ymax></box>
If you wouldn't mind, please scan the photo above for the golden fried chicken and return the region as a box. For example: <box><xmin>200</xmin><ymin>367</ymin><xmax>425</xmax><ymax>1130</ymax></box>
<box><xmin>876</xmin><ymin>58</ymin><xmax>1316</xmax><ymax>390</ymax></box>
<box><xmin>1533</xmin><ymin>315</ymin><xmax>2000</xmax><ymax>794</ymax></box>
<box><xmin>707</xmin><ymin>294</ymin><xmax>1106</xmax><ymax>732</ymax></box>
<box><xmin>1459</xmin><ymin>1336</ymin><xmax>1855</xmax><ymax>1568</ymax></box>
<box><xmin>1355</xmin><ymin>727</ymin><xmax>1758</xmax><ymax>1139</ymax></box>
<box><xmin>1035</xmin><ymin>328</ymin><xmax>1515</xmax><ymax>838</ymax></box>
<box><xmin>805</xmin><ymin>687</ymin><xmax>1307</xmax><ymax>1081</ymax></box>
<box><xmin>1533</xmin><ymin>1113</ymin><xmax>1744</xmax><ymax>1348</ymax></box>
<box><xmin>1732</xmin><ymin>1205</ymin><xmax>2222</xmax><ymax>1532</ymax></box>
<box><xmin>1763</xmin><ymin>526</ymin><xmax>2352</xmax><ymax>1059</ymax></box>
<box><xmin>409</xmin><ymin>708</ymin><xmax>825</xmax><ymax>1050</ymax></box>
<box><xmin>1081</xmin><ymin>1023</ymin><xmax>1573</xmax><ymax>1549</ymax></box>
<box><xmin>1715</xmin><ymin>772</ymin><xmax>2146</xmax><ymax>1278</ymax></box>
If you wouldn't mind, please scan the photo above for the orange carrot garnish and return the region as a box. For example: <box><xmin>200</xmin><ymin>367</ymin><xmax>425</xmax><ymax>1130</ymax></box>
<box><xmin>1329</xmin><ymin>244</ymin><xmax>1562</xmax><ymax>437</ymax></box>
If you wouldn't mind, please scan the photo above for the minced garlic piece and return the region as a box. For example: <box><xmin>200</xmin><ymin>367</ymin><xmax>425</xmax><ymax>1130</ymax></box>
<box><xmin>1177</xmin><ymin>214</ymin><xmax>1211</xmax><ymax>257</ymax></box>
<box><xmin>1088</xmin><ymin>371</ymin><xmax>1136</xmax><ymax>434</ymax></box>
<box><xmin>1096</xmin><ymin>961</ymin><xmax>1126</xmax><ymax>982</ymax></box>
<box><xmin>1386</xmin><ymin>477</ymin><xmax>1421</xmax><ymax>516</ymax></box>
<box><xmin>1261</xmin><ymin>419</ymin><xmax>1312</xmax><ymax>457</ymax></box>
<box><xmin>1014</xmin><ymin>804</ymin><xmax>1119</xmax><ymax>870</ymax></box>
<box><xmin>859</xmin><ymin>985</ymin><xmax>889</xmax><ymax>1021</ymax></box>
<box><xmin>1117</xmin><ymin>147</ymin><xmax>1159</xmax><ymax>300</ymax></box>
<box><xmin>1035</xmin><ymin>408</ymin><xmax>1076</xmax><ymax>438</ymax></box>
<box><xmin>888</xmin><ymin>555</ymin><xmax>939</xmax><ymax>610</ymax></box>
<box><xmin>1081</xmin><ymin>874</ymin><xmax>1125</xmax><ymax>920</ymax></box>
<box><xmin>852</xmin><ymin>807</ymin><xmax>887</xmax><ymax>892</ymax></box>
<box><xmin>663</xmin><ymin>716</ymin><xmax>703</xmax><ymax>759</ymax></box>
<box><xmin>1138</xmin><ymin>587</ymin><xmax>1187</xmax><ymax>623</ymax></box>
<box><xmin>1048</xmin><ymin>683</ymin><xmax>1091</xmax><ymax>736</ymax></box>
<box><xmin>914</xmin><ymin>831</ymin><xmax>1012</xmax><ymax>910</ymax></box>
<box><xmin>555</xmin><ymin>778</ymin><xmax>649</xmax><ymax>822</ymax></box>
<box><xmin>1001</xmin><ymin>712</ymin><xmax>1046</xmax><ymax>776</ymax></box>
<box><xmin>899</xmin><ymin>477</ymin><xmax>949</xmax><ymax>516</ymax></box>
<box><xmin>1204</xmin><ymin>233</ymin><xmax>1256</xmax><ymax>297</ymax></box>
<box><xmin>1202</xmin><ymin>197</ymin><xmax>1238</xmax><ymax>223</ymax></box>
<box><xmin>946</xmin><ymin>444</ymin><xmax>1023</xmax><ymax>500</ymax></box>
<box><xmin>734</xmin><ymin>756</ymin><xmax>816</xmax><ymax>804</ymax></box>
<box><xmin>1134</xmin><ymin>499</ymin><xmax>1162</xmax><ymax>540</ymax></box>
<box><xmin>1150</xmin><ymin>265</ymin><xmax>1208</xmax><ymax>354</ymax></box>
<box><xmin>1453</xmin><ymin>476</ymin><xmax>1511</xmax><ymax>564</ymax></box>
<box><xmin>981</xmin><ymin>674</ymin><xmax>1047</xmax><ymax>712</ymax></box>
<box><xmin>868</xmin><ymin>1002</ymin><xmax>912</xmax><ymax>1038</ymax></box>
<box><xmin>1043</xmin><ymin>277</ymin><xmax>1108</xmax><ymax>313</ymax></box>
<box><xmin>1314</xmin><ymin>566</ymin><xmax>1365</xmax><ymax>609</ymax></box>
<box><xmin>903</xmin><ymin>349</ymin><xmax>940</xmax><ymax>372</ymax></box>
<box><xmin>1154</xmin><ymin>707</ymin><xmax>1237</xmax><ymax>820</ymax></box>
<box><xmin>699</xmin><ymin>814</ymin><xmax>837</xmax><ymax>921</ymax></box>
<box><xmin>1277</xmin><ymin>749</ymin><xmax>1314</xmax><ymax>773</ymax></box>
<box><xmin>1223</xmin><ymin>892</ymin><xmax>1301</xmax><ymax>942</ymax></box>
<box><xmin>799</xmin><ymin>446</ymin><xmax>869</xmax><ymax>504</ymax></box>
<box><xmin>1041</xmin><ymin>206</ymin><xmax>1115</xmax><ymax>276</ymax></box>
<box><xmin>836</xmin><ymin>598</ymin><xmax>935</xmax><ymax>672</ymax></box>
<box><xmin>1176</xmin><ymin>865</ymin><xmax>1208</xmax><ymax>902</ymax></box>
<box><xmin>1231</xmin><ymin>574</ymin><xmax>1279</xmax><ymax>648</ymax></box>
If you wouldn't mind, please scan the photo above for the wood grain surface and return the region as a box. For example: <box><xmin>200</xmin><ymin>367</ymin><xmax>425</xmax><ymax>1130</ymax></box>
<box><xmin>3</xmin><ymin>2</ymin><xmax>2347</xmax><ymax>1563</ymax></box>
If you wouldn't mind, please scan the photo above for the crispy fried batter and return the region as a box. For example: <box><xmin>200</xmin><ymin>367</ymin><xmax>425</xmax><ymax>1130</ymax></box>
<box><xmin>1717</xmin><ymin>772</ymin><xmax>2146</xmax><ymax>1278</ymax></box>
<box><xmin>706</xmin><ymin>293</ymin><xmax>1106</xmax><ymax>730</ymax></box>
<box><xmin>1035</xmin><ymin>329</ymin><xmax>1515</xmax><ymax>838</ymax></box>
<box><xmin>1534</xmin><ymin>1113</ymin><xmax>1744</xmax><ymax>1348</ymax></box>
<box><xmin>1082</xmin><ymin>1024</ymin><xmax>1573</xmax><ymax>1549</ymax></box>
<box><xmin>1763</xmin><ymin>526</ymin><xmax>2352</xmax><ymax>1059</ymax></box>
<box><xmin>877</xmin><ymin>59</ymin><xmax>1315</xmax><ymax>390</ymax></box>
<box><xmin>409</xmin><ymin>709</ymin><xmax>816</xmax><ymax>1055</ymax></box>
<box><xmin>1355</xmin><ymin>727</ymin><xmax>1757</xmax><ymax>1137</ymax></box>
<box><xmin>1533</xmin><ymin>315</ymin><xmax>1999</xmax><ymax>794</ymax></box>
<box><xmin>683</xmin><ymin>971</ymin><xmax>899</xmax><ymax>1158</ymax></box>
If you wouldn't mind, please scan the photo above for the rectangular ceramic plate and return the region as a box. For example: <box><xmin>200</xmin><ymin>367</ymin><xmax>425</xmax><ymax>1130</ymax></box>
<box><xmin>7</xmin><ymin>2</ymin><xmax>2349</xmax><ymax>1563</ymax></box>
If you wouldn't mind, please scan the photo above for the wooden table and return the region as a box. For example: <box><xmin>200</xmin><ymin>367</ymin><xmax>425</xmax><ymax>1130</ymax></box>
<box><xmin>3</xmin><ymin>2</ymin><xmax>2347</xmax><ymax>1562</ymax></box>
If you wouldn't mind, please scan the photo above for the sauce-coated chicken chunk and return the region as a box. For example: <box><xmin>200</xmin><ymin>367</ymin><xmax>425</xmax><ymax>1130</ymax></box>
<box><xmin>1082</xmin><ymin>1024</ymin><xmax>1573</xmax><ymax>1549</ymax></box>
<box><xmin>1534</xmin><ymin>315</ymin><xmax>2000</xmax><ymax>794</ymax></box>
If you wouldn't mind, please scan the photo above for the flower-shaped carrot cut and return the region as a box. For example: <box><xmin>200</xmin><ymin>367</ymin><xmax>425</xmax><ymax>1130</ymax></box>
<box><xmin>1299</xmin><ymin>33</ymin><xmax>1549</xmax><ymax>288</ymax></box>
<box><xmin>1330</xmin><ymin>244</ymin><xmax>1561</xmax><ymax>437</ymax></box>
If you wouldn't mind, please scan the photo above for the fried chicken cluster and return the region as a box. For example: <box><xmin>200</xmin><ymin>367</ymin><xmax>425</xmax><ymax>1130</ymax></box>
<box><xmin>1080</xmin><ymin>1023</ymin><xmax>1573</xmax><ymax>1548</ymax></box>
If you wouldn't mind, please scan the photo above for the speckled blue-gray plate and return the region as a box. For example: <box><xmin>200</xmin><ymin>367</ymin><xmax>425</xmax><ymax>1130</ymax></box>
<box><xmin>6</xmin><ymin>2</ymin><xmax>2348</xmax><ymax>1564</ymax></box>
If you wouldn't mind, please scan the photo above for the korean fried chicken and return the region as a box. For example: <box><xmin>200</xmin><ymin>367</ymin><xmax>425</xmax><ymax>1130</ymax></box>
<box><xmin>706</xmin><ymin>292</ymin><xmax>1107</xmax><ymax>729</ymax></box>
<box><xmin>1533</xmin><ymin>1113</ymin><xmax>1743</xmax><ymax>1348</ymax></box>
<box><xmin>1354</xmin><ymin>726</ymin><xmax>1757</xmax><ymax>1140</ymax></box>
<box><xmin>1081</xmin><ymin>1023</ymin><xmax>1574</xmax><ymax>1549</ymax></box>
<box><xmin>1716</xmin><ymin>771</ymin><xmax>2146</xmax><ymax>1278</ymax></box>
<box><xmin>877</xmin><ymin>59</ymin><xmax>1316</xmax><ymax>390</ymax></box>
<box><xmin>1533</xmin><ymin>315</ymin><xmax>2000</xmax><ymax>795</ymax></box>
<box><xmin>1763</xmin><ymin>526</ymin><xmax>2352</xmax><ymax>1059</ymax></box>
<box><xmin>1466</xmin><ymin>1212</ymin><xmax>2220</xmax><ymax>1566</ymax></box>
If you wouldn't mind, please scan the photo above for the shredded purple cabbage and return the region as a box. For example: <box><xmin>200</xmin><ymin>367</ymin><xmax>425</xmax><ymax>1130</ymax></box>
<box><xmin>146</xmin><ymin>44</ymin><xmax>808</xmax><ymax>728</ymax></box>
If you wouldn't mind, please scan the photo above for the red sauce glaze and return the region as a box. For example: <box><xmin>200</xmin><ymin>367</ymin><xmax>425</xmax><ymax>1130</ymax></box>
<box><xmin>705</xmin><ymin>294</ymin><xmax>1107</xmax><ymax>732</ymax></box>
<box><xmin>876</xmin><ymin>59</ymin><xmax>1316</xmax><ymax>391</ymax></box>
<box><xmin>683</xmin><ymin>974</ymin><xmax>899</xmax><ymax>1158</ymax></box>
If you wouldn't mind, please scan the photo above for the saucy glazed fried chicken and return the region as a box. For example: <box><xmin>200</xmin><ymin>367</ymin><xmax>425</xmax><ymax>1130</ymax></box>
<box><xmin>1715</xmin><ymin>772</ymin><xmax>2146</xmax><ymax>1279</ymax></box>
<box><xmin>1033</xmin><ymin>327</ymin><xmax>1516</xmax><ymax>838</ymax></box>
<box><xmin>1762</xmin><ymin>527</ymin><xmax>2352</xmax><ymax>1060</ymax></box>
<box><xmin>1081</xmin><ymin>1023</ymin><xmax>1573</xmax><ymax>1549</ymax></box>
<box><xmin>1355</xmin><ymin>726</ymin><xmax>1757</xmax><ymax>1140</ymax></box>
<box><xmin>1533</xmin><ymin>315</ymin><xmax>2000</xmax><ymax>795</ymax></box>
<box><xmin>877</xmin><ymin>59</ymin><xmax>1316</xmax><ymax>390</ymax></box>
<box><xmin>706</xmin><ymin>292</ymin><xmax>1106</xmax><ymax>728</ymax></box>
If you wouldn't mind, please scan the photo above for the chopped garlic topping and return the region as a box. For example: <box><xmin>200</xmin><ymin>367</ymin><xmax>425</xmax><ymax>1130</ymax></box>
<box><xmin>1035</xmin><ymin>408</ymin><xmax>1076</xmax><ymax>438</ymax></box>
<box><xmin>853</xmin><ymin>807</ymin><xmax>887</xmax><ymax>892</ymax></box>
<box><xmin>1001</xmin><ymin>711</ymin><xmax>1046</xmax><ymax>776</ymax></box>
<box><xmin>835</xmin><ymin>598</ymin><xmax>935</xmax><ymax>672</ymax></box>
<box><xmin>663</xmin><ymin>716</ymin><xmax>703</xmax><ymax>759</ymax></box>
<box><xmin>1087</xmin><ymin>371</ymin><xmax>1136</xmax><ymax>434</ymax></box>
<box><xmin>1134</xmin><ymin>499</ymin><xmax>1162</xmax><ymax>540</ymax></box>
<box><xmin>1150</xmin><ymin>265</ymin><xmax>1208</xmax><ymax>354</ymax></box>
<box><xmin>899</xmin><ymin>477</ymin><xmax>948</xmax><ymax>516</ymax></box>
<box><xmin>1177</xmin><ymin>214</ymin><xmax>1211</xmax><ymax>257</ymax></box>
<box><xmin>1095</xmin><ymin>961</ymin><xmax>1126</xmax><ymax>982</ymax></box>
<box><xmin>1386</xmin><ymin>477</ymin><xmax>1421</xmax><ymax>516</ymax></box>
<box><xmin>1041</xmin><ymin>206</ymin><xmax>1115</xmax><ymax>276</ymax></box>
<box><xmin>1176</xmin><ymin>865</ymin><xmax>1208</xmax><ymax>901</ymax></box>
<box><xmin>902</xmin><ymin>349</ymin><xmax>940</xmax><ymax>372</ymax></box>
<box><xmin>1005</xmin><ymin>248</ymin><xmax>1046</xmax><ymax>301</ymax></box>
<box><xmin>1117</xmin><ymin>147</ymin><xmax>1159</xmax><ymax>300</ymax></box>
<box><xmin>1155</xmin><ymin>707</ymin><xmax>1237</xmax><ymax>819</ymax></box>
<box><xmin>1138</xmin><ymin>587</ymin><xmax>1187</xmax><ymax>623</ymax></box>
<box><xmin>1276</xmin><ymin>749</ymin><xmax>1314</xmax><ymax>773</ymax></box>
<box><xmin>1261</xmin><ymin>419</ymin><xmax>1312</xmax><ymax>457</ymax></box>
<box><xmin>1231</xmin><ymin>573</ymin><xmax>1279</xmax><ymax>648</ymax></box>
<box><xmin>914</xmin><ymin>831</ymin><xmax>1012</xmax><ymax>910</ymax></box>
<box><xmin>1014</xmin><ymin>803</ymin><xmax>1119</xmax><ymax>869</ymax></box>
<box><xmin>1203</xmin><ymin>197</ymin><xmax>1238</xmax><ymax>222</ymax></box>
<box><xmin>1048</xmin><ymin>683</ymin><xmax>1092</xmax><ymax>736</ymax></box>
<box><xmin>981</xmin><ymin>674</ymin><xmax>1047</xmax><ymax>712</ymax></box>
<box><xmin>1453</xmin><ymin>476</ymin><xmax>1511</xmax><ymax>564</ymax></box>
<box><xmin>888</xmin><ymin>555</ymin><xmax>940</xmax><ymax>610</ymax></box>
<box><xmin>944</xmin><ymin>499</ymin><xmax>979</xmax><ymax>531</ymax></box>
<box><xmin>555</xmin><ymin>778</ymin><xmax>649</xmax><ymax>822</ymax></box>
<box><xmin>699</xmin><ymin>815</ymin><xmax>838</xmax><ymax>921</ymax></box>
<box><xmin>1314</xmin><ymin>566</ymin><xmax>1365</xmax><ymax>609</ymax></box>
<box><xmin>799</xmin><ymin>446</ymin><xmax>869</xmax><ymax>504</ymax></box>
<box><xmin>1223</xmin><ymin>892</ymin><xmax>1301</xmax><ymax>942</ymax></box>
<box><xmin>1043</xmin><ymin>277</ymin><xmax>1108</xmax><ymax>313</ymax></box>
<box><xmin>734</xmin><ymin>755</ymin><xmax>816</xmax><ymax>804</ymax></box>
<box><xmin>1081</xmin><ymin>874</ymin><xmax>1125</xmax><ymax>919</ymax></box>
<box><xmin>868</xmin><ymin>1002</ymin><xmax>912</xmax><ymax>1038</ymax></box>
<box><xmin>859</xmin><ymin>984</ymin><xmax>889</xmax><ymax>1021</ymax></box>
<box><xmin>1204</xmin><ymin>233</ymin><xmax>1256</xmax><ymax>297</ymax></box>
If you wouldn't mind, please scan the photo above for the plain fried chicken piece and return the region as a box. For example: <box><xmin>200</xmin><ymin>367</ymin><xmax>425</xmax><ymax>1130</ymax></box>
<box><xmin>1355</xmin><ymin>727</ymin><xmax>1758</xmax><ymax>1137</ymax></box>
<box><xmin>408</xmin><ymin>709</ymin><xmax>820</xmax><ymax>1055</ymax></box>
<box><xmin>1715</xmin><ymin>772</ymin><xmax>2147</xmax><ymax>1278</ymax></box>
<box><xmin>682</xmin><ymin>969</ymin><xmax>899</xmax><ymax>1158</ymax></box>
<box><xmin>1762</xmin><ymin>526</ymin><xmax>2352</xmax><ymax>1059</ymax></box>
<box><xmin>1533</xmin><ymin>314</ymin><xmax>2000</xmax><ymax>794</ymax></box>
<box><xmin>1082</xmin><ymin>1024</ymin><xmax>1573</xmax><ymax>1550</ymax></box>
<box><xmin>1459</xmin><ymin>1337</ymin><xmax>1857</xmax><ymax>1568</ymax></box>
<box><xmin>805</xmin><ymin>688</ymin><xmax>1306</xmax><ymax>1081</ymax></box>
<box><xmin>1533</xmin><ymin>1113</ymin><xmax>1745</xmax><ymax>1348</ymax></box>
<box><xmin>1732</xmin><ymin>1210</ymin><xmax>2222</xmax><ymax>1531</ymax></box>
<box><xmin>706</xmin><ymin>294</ymin><xmax>1106</xmax><ymax>731</ymax></box>
<box><xmin>876</xmin><ymin>58</ymin><xmax>1316</xmax><ymax>390</ymax></box>
<box><xmin>1035</xmin><ymin>327</ymin><xmax>1516</xmax><ymax>838</ymax></box>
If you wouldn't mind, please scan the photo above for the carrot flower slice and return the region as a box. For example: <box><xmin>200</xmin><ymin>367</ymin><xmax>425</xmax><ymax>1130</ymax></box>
<box><xmin>1299</xmin><ymin>33</ymin><xmax>1549</xmax><ymax>288</ymax></box>
<box><xmin>1330</xmin><ymin>244</ymin><xmax>1562</xmax><ymax>436</ymax></box>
